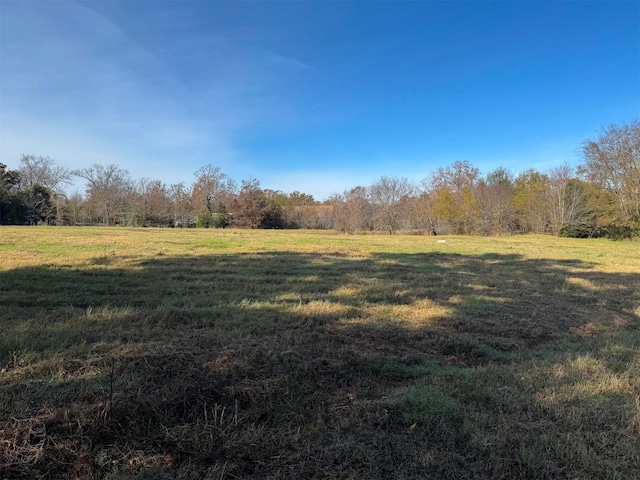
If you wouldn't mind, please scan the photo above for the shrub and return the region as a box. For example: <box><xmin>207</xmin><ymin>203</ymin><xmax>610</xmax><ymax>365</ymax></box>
<box><xmin>195</xmin><ymin>210</ymin><xmax>211</xmax><ymax>228</ymax></box>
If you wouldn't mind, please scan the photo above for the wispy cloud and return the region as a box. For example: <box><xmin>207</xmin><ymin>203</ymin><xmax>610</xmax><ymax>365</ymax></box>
<box><xmin>1</xmin><ymin>1</ymin><xmax>310</xmax><ymax>188</ymax></box>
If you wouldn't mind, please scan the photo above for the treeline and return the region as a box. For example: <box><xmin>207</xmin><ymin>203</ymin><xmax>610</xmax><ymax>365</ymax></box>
<box><xmin>1</xmin><ymin>120</ymin><xmax>638</xmax><ymax>238</ymax></box>
<box><xmin>0</xmin><ymin>160</ymin><xmax>330</xmax><ymax>230</ymax></box>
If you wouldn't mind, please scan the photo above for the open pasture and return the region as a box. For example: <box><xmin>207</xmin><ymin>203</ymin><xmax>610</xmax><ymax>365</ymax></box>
<box><xmin>1</xmin><ymin>227</ymin><xmax>639</xmax><ymax>479</ymax></box>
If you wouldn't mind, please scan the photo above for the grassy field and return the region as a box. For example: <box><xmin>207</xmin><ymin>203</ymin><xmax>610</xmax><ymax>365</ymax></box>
<box><xmin>1</xmin><ymin>227</ymin><xmax>639</xmax><ymax>479</ymax></box>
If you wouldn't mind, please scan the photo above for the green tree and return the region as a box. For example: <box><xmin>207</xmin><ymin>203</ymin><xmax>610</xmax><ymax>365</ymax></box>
<box><xmin>0</xmin><ymin>163</ymin><xmax>21</xmax><ymax>224</ymax></box>
<box><xmin>431</xmin><ymin>188</ymin><xmax>460</xmax><ymax>234</ymax></box>
<box><xmin>18</xmin><ymin>155</ymin><xmax>71</xmax><ymax>225</ymax></box>
<box><xmin>211</xmin><ymin>202</ymin><xmax>231</xmax><ymax>228</ymax></box>
<box><xmin>196</xmin><ymin>210</ymin><xmax>212</xmax><ymax>228</ymax></box>
<box><xmin>262</xmin><ymin>190</ymin><xmax>289</xmax><ymax>229</ymax></box>
<box><xmin>425</xmin><ymin>161</ymin><xmax>480</xmax><ymax>234</ymax></box>
<box><xmin>22</xmin><ymin>184</ymin><xmax>54</xmax><ymax>225</ymax></box>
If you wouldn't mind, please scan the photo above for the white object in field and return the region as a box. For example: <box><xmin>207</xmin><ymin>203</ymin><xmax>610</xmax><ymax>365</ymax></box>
<box><xmin>437</xmin><ymin>240</ymin><xmax>446</xmax><ymax>243</ymax></box>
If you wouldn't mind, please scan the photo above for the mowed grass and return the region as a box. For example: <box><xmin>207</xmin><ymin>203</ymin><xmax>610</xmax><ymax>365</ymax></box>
<box><xmin>1</xmin><ymin>227</ymin><xmax>639</xmax><ymax>479</ymax></box>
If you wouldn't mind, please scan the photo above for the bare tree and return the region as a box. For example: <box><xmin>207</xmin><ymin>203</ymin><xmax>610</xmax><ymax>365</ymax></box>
<box><xmin>171</xmin><ymin>182</ymin><xmax>194</xmax><ymax>227</ymax></box>
<box><xmin>513</xmin><ymin>169</ymin><xmax>551</xmax><ymax>234</ymax></box>
<box><xmin>17</xmin><ymin>155</ymin><xmax>72</xmax><ymax>225</ymax></box>
<box><xmin>579</xmin><ymin>120</ymin><xmax>640</xmax><ymax>226</ymax></box>
<box><xmin>368</xmin><ymin>176</ymin><xmax>414</xmax><ymax>234</ymax></box>
<box><xmin>145</xmin><ymin>180</ymin><xmax>174</xmax><ymax>226</ymax></box>
<box><xmin>192</xmin><ymin>165</ymin><xmax>236</xmax><ymax>220</ymax></box>
<box><xmin>412</xmin><ymin>191</ymin><xmax>438</xmax><ymax>235</ymax></box>
<box><xmin>18</xmin><ymin>154</ymin><xmax>71</xmax><ymax>193</ymax></box>
<box><xmin>74</xmin><ymin>164</ymin><xmax>132</xmax><ymax>225</ymax></box>
<box><xmin>546</xmin><ymin>164</ymin><xmax>586</xmax><ymax>236</ymax></box>
<box><xmin>337</xmin><ymin>186</ymin><xmax>373</xmax><ymax>233</ymax></box>
<box><xmin>328</xmin><ymin>193</ymin><xmax>348</xmax><ymax>233</ymax></box>
<box><xmin>430</xmin><ymin>160</ymin><xmax>480</xmax><ymax>195</ymax></box>
<box><xmin>66</xmin><ymin>191</ymin><xmax>86</xmax><ymax>226</ymax></box>
<box><xmin>474</xmin><ymin>167</ymin><xmax>516</xmax><ymax>235</ymax></box>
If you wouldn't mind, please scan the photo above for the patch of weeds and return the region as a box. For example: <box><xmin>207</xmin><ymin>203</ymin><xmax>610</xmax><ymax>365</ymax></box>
<box><xmin>459</xmin><ymin>295</ymin><xmax>518</xmax><ymax>319</ymax></box>
<box><xmin>515</xmin><ymin>443</ymin><xmax>551</xmax><ymax>479</ymax></box>
<box><xmin>391</xmin><ymin>382</ymin><xmax>459</xmax><ymax>423</ymax></box>
<box><xmin>438</xmin><ymin>335</ymin><xmax>510</xmax><ymax>364</ymax></box>
<box><xmin>364</xmin><ymin>356</ymin><xmax>449</xmax><ymax>381</ymax></box>
<box><xmin>284</xmin><ymin>382</ymin><xmax>316</xmax><ymax>413</ymax></box>
<box><xmin>601</xmin><ymin>342</ymin><xmax>639</xmax><ymax>370</ymax></box>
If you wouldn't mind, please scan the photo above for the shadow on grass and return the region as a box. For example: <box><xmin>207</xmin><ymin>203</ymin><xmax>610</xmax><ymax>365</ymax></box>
<box><xmin>1</xmin><ymin>251</ymin><xmax>639</xmax><ymax>478</ymax></box>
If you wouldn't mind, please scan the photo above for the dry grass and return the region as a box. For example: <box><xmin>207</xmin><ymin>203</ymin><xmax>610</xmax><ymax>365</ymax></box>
<box><xmin>0</xmin><ymin>227</ymin><xmax>639</xmax><ymax>479</ymax></box>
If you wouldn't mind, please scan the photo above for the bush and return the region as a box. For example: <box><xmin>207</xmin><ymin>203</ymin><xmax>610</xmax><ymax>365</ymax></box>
<box><xmin>195</xmin><ymin>210</ymin><xmax>211</xmax><ymax>228</ymax></box>
<box><xmin>211</xmin><ymin>211</ymin><xmax>230</xmax><ymax>228</ymax></box>
<box><xmin>558</xmin><ymin>222</ymin><xmax>592</xmax><ymax>238</ymax></box>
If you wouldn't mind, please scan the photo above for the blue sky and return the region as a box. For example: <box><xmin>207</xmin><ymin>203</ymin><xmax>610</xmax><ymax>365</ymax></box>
<box><xmin>1</xmin><ymin>1</ymin><xmax>638</xmax><ymax>200</ymax></box>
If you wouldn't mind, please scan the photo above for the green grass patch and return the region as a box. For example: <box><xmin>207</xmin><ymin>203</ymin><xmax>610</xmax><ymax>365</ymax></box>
<box><xmin>391</xmin><ymin>382</ymin><xmax>460</xmax><ymax>422</ymax></box>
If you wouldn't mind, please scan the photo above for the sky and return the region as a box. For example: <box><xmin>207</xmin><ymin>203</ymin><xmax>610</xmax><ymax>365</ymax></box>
<box><xmin>1</xmin><ymin>1</ymin><xmax>638</xmax><ymax>200</ymax></box>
